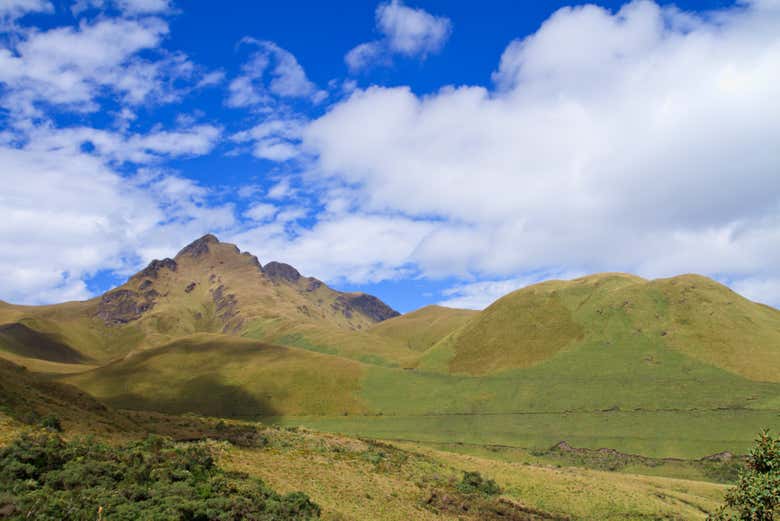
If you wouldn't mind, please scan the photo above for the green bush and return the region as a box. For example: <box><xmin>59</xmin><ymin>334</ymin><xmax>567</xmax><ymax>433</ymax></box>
<box><xmin>708</xmin><ymin>430</ymin><xmax>779</xmax><ymax>521</ymax></box>
<box><xmin>0</xmin><ymin>431</ymin><xmax>320</xmax><ymax>520</ymax></box>
<box><xmin>456</xmin><ymin>471</ymin><xmax>501</xmax><ymax>496</ymax></box>
<box><xmin>39</xmin><ymin>415</ymin><xmax>62</xmax><ymax>432</ymax></box>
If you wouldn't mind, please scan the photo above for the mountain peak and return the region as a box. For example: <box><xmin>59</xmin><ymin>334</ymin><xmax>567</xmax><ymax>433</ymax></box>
<box><xmin>176</xmin><ymin>234</ymin><xmax>220</xmax><ymax>259</ymax></box>
<box><xmin>263</xmin><ymin>261</ymin><xmax>301</xmax><ymax>283</ymax></box>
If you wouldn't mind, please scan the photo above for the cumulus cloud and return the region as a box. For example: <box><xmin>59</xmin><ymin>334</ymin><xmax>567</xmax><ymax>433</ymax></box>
<box><xmin>227</xmin><ymin>39</ymin><xmax>325</xmax><ymax>108</ymax></box>
<box><xmin>229</xmin><ymin>213</ymin><xmax>433</xmax><ymax>284</ymax></box>
<box><xmin>346</xmin><ymin>0</ymin><xmax>452</xmax><ymax>72</ymax></box>
<box><xmin>231</xmin><ymin>118</ymin><xmax>305</xmax><ymax>161</ymax></box>
<box><xmin>0</xmin><ymin>144</ymin><xmax>234</xmax><ymax>304</ymax></box>
<box><xmin>22</xmin><ymin>123</ymin><xmax>222</xmax><ymax>163</ymax></box>
<box><xmin>0</xmin><ymin>0</ymin><xmax>52</xmax><ymax>23</ymax></box>
<box><xmin>0</xmin><ymin>15</ymin><xmax>212</xmax><ymax>115</ymax></box>
<box><xmin>305</xmin><ymin>0</ymin><xmax>780</xmax><ymax>304</ymax></box>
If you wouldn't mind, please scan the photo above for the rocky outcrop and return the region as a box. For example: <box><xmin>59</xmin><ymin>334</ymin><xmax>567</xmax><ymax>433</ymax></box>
<box><xmin>346</xmin><ymin>294</ymin><xmax>400</xmax><ymax>322</ymax></box>
<box><xmin>176</xmin><ymin>234</ymin><xmax>219</xmax><ymax>258</ymax></box>
<box><xmin>96</xmin><ymin>289</ymin><xmax>157</xmax><ymax>325</ymax></box>
<box><xmin>331</xmin><ymin>294</ymin><xmax>400</xmax><ymax>323</ymax></box>
<box><xmin>138</xmin><ymin>258</ymin><xmax>177</xmax><ymax>279</ymax></box>
<box><xmin>242</xmin><ymin>252</ymin><xmax>263</xmax><ymax>269</ymax></box>
<box><xmin>263</xmin><ymin>261</ymin><xmax>301</xmax><ymax>283</ymax></box>
<box><xmin>210</xmin><ymin>285</ymin><xmax>242</xmax><ymax>333</ymax></box>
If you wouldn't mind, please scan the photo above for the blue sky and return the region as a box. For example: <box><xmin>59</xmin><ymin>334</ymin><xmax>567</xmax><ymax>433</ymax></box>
<box><xmin>1</xmin><ymin>0</ymin><xmax>779</xmax><ymax>312</ymax></box>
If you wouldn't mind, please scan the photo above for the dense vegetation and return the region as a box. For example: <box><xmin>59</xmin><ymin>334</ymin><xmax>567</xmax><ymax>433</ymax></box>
<box><xmin>0</xmin><ymin>430</ymin><xmax>319</xmax><ymax>520</ymax></box>
<box><xmin>709</xmin><ymin>430</ymin><xmax>779</xmax><ymax>521</ymax></box>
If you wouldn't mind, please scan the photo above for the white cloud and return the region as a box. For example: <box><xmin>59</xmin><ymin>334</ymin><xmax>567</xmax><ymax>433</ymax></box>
<box><xmin>0</xmin><ymin>0</ymin><xmax>51</xmax><ymax>22</ymax></box>
<box><xmin>21</xmin><ymin>123</ymin><xmax>222</xmax><ymax>164</ymax></box>
<box><xmin>377</xmin><ymin>0</ymin><xmax>452</xmax><ymax>56</ymax></box>
<box><xmin>230</xmin><ymin>213</ymin><xmax>433</xmax><ymax>284</ymax></box>
<box><xmin>731</xmin><ymin>276</ymin><xmax>780</xmax><ymax>308</ymax></box>
<box><xmin>0</xmin><ymin>142</ymin><xmax>235</xmax><ymax>304</ymax></box>
<box><xmin>303</xmin><ymin>0</ymin><xmax>780</xmax><ymax>304</ymax></box>
<box><xmin>346</xmin><ymin>0</ymin><xmax>452</xmax><ymax>72</ymax></box>
<box><xmin>231</xmin><ymin>118</ymin><xmax>305</xmax><ymax>161</ymax></box>
<box><xmin>439</xmin><ymin>271</ymin><xmax>585</xmax><ymax>310</ymax></box>
<box><xmin>345</xmin><ymin>42</ymin><xmax>384</xmax><ymax>72</ymax></box>
<box><xmin>244</xmin><ymin>203</ymin><xmax>278</xmax><ymax>222</ymax></box>
<box><xmin>117</xmin><ymin>0</ymin><xmax>173</xmax><ymax>14</ymax></box>
<box><xmin>227</xmin><ymin>39</ymin><xmax>325</xmax><ymax>108</ymax></box>
<box><xmin>0</xmin><ymin>15</ymin><xmax>214</xmax><ymax>115</ymax></box>
<box><xmin>71</xmin><ymin>0</ymin><xmax>172</xmax><ymax>15</ymax></box>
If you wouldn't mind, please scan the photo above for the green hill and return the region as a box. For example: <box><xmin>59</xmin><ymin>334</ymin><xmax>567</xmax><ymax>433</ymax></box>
<box><xmin>368</xmin><ymin>305</ymin><xmax>478</xmax><ymax>352</ymax></box>
<box><xmin>423</xmin><ymin>272</ymin><xmax>780</xmax><ymax>380</ymax></box>
<box><xmin>1</xmin><ymin>237</ymin><xmax>779</xmax><ymax>460</ymax></box>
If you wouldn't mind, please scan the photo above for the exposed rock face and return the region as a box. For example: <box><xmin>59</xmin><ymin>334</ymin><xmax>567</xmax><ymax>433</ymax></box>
<box><xmin>346</xmin><ymin>294</ymin><xmax>400</xmax><ymax>322</ymax></box>
<box><xmin>242</xmin><ymin>252</ymin><xmax>262</xmax><ymax>270</ymax></box>
<box><xmin>331</xmin><ymin>294</ymin><xmax>400</xmax><ymax>323</ymax></box>
<box><xmin>305</xmin><ymin>278</ymin><xmax>323</xmax><ymax>292</ymax></box>
<box><xmin>176</xmin><ymin>234</ymin><xmax>219</xmax><ymax>258</ymax></box>
<box><xmin>96</xmin><ymin>289</ymin><xmax>157</xmax><ymax>325</ymax></box>
<box><xmin>139</xmin><ymin>258</ymin><xmax>177</xmax><ymax>279</ymax></box>
<box><xmin>263</xmin><ymin>261</ymin><xmax>301</xmax><ymax>283</ymax></box>
<box><xmin>210</xmin><ymin>285</ymin><xmax>242</xmax><ymax>333</ymax></box>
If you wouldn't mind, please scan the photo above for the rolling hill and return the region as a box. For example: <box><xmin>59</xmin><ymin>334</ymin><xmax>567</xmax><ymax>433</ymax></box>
<box><xmin>1</xmin><ymin>236</ymin><xmax>779</xmax><ymax>460</ymax></box>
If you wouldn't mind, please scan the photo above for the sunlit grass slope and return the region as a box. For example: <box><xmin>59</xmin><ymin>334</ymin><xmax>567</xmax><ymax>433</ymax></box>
<box><xmin>423</xmin><ymin>273</ymin><xmax>780</xmax><ymax>380</ymax></box>
<box><xmin>225</xmin><ymin>426</ymin><xmax>728</xmax><ymax>521</ymax></box>
<box><xmin>368</xmin><ymin>305</ymin><xmax>479</xmax><ymax>352</ymax></box>
<box><xmin>66</xmin><ymin>334</ymin><xmax>369</xmax><ymax>417</ymax></box>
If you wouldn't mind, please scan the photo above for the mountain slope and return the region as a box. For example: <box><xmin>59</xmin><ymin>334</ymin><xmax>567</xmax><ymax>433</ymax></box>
<box><xmin>0</xmin><ymin>358</ymin><xmax>138</xmax><ymax>438</ymax></box>
<box><xmin>368</xmin><ymin>305</ymin><xmax>479</xmax><ymax>352</ymax></box>
<box><xmin>0</xmin><ymin>234</ymin><xmax>402</xmax><ymax>366</ymax></box>
<box><xmin>422</xmin><ymin>273</ymin><xmax>780</xmax><ymax>380</ymax></box>
<box><xmin>65</xmin><ymin>334</ymin><xmax>369</xmax><ymax>417</ymax></box>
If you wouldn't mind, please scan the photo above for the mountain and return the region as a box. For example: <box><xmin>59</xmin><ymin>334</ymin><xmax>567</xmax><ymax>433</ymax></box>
<box><xmin>2</xmin><ymin>239</ymin><xmax>779</xmax><ymax>459</ymax></box>
<box><xmin>0</xmin><ymin>234</ymin><xmax>401</xmax><ymax>368</ymax></box>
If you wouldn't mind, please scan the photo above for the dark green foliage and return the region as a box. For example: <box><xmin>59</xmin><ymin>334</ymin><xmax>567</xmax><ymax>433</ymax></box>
<box><xmin>39</xmin><ymin>415</ymin><xmax>62</xmax><ymax>432</ymax></box>
<box><xmin>0</xmin><ymin>431</ymin><xmax>320</xmax><ymax>520</ymax></box>
<box><xmin>709</xmin><ymin>430</ymin><xmax>779</xmax><ymax>521</ymax></box>
<box><xmin>456</xmin><ymin>471</ymin><xmax>501</xmax><ymax>496</ymax></box>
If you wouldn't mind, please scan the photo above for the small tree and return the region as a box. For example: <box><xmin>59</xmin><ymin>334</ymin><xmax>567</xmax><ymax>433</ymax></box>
<box><xmin>708</xmin><ymin>430</ymin><xmax>779</xmax><ymax>521</ymax></box>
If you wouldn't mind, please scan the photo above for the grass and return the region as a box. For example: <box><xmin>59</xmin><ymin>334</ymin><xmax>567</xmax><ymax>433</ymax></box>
<box><xmin>222</xmin><ymin>424</ymin><xmax>729</xmax><ymax>521</ymax></box>
<box><xmin>269</xmin><ymin>408</ymin><xmax>780</xmax><ymax>459</ymax></box>
<box><xmin>66</xmin><ymin>334</ymin><xmax>369</xmax><ymax>417</ymax></box>
<box><xmin>368</xmin><ymin>305</ymin><xmax>478</xmax><ymax>352</ymax></box>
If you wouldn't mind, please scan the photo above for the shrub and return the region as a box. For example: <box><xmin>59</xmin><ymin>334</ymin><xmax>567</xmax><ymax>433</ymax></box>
<box><xmin>0</xmin><ymin>431</ymin><xmax>320</xmax><ymax>520</ymax></box>
<box><xmin>708</xmin><ymin>430</ymin><xmax>779</xmax><ymax>521</ymax></box>
<box><xmin>456</xmin><ymin>471</ymin><xmax>501</xmax><ymax>496</ymax></box>
<box><xmin>39</xmin><ymin>415</ymin><xmax>62</xmax><ymax>432</ymax></box>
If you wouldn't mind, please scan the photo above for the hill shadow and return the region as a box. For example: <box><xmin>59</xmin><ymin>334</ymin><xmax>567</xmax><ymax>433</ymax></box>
<box><xmin>107</xmin><ymin>375</ymin><xmax>279</xmax><ymax>419</ymax></box>
<box><xmin>0</xmin><ymin>323</ymin><xmax>89</xmax><ymax>364</ymax></box>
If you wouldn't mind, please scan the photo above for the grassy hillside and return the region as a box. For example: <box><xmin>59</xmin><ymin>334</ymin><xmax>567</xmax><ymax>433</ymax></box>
<box><xmin>0</xmin><ymin>358</ymin><xmax>139</xmax><ymax>439</ymax></box>
<box><xmin>368</xmin><ymin>305</ymin><xmax>479</xmax><ymax>352</ymax></box>
<box><xmin>425</xmin><ymin>273</ymin><xmax>780</xmax><ymax>380</ymax></box>
<box><xmin>66</xmin><ymin>334</ymin><xmax>369</xmax><ymax>417</ymax></box>
<box><xmin>3</xmin><ymin>264</ymin><xmax>779</xmax><ymax>460</ymax></box>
